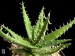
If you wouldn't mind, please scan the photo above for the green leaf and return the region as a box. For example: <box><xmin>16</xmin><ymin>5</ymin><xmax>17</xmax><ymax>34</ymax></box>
<box><xmin>37</xmin><ymin>39</ymin><xmax>72</xmax><ymax>47</ymax></box>
<box><xmin>2</xmin><ymin>25</ymin><xmax>23</xmax><ymax>40</ymax></box>
<box><xmin>33</xmin><ymin>7</ymin><xmax>44</xmax><ymax>40</ymax></box>
<box><xmin>34</xmin><ymin>12</ymin><xmax>50</xmax><ymax>44</ymax></box>
<box><xmin>22</xmin><ymin>1</ymin><xmax>32</xmax><ymax>40</ymax></box>
<box><xmin>0</xmin><ymin>29</ymin><xmax>37</xmax><ymax>48</ymax></box>
<box><xmin>32</xmin><ymin>43</ymin><xmax>71</xmax><ymax>55</ymax></box>
<box><xmin>9</xmin><ymin>48</ymin><xmax>33</xmax><ymax>56</ymax></box>
<box><xmin>38</xmin><ymin>18</ymin><xmax>75</xmax><ymax>46</ymax></box>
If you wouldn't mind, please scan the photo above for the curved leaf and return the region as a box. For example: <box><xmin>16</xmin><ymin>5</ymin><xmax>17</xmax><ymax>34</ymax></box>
<box><xmin>38</xmin><ymin>18</ymin><xmax>75</xmax><ymax>46</ymax></box>
<box><xmin>0</xmin><ymin>29</ymin><xmax>37</xmax><ymax>48</ymax></box>
<box><xmin>32</xmin><ymin>43</ymin><xmax>71</xmax><ymax>55</ymax></box>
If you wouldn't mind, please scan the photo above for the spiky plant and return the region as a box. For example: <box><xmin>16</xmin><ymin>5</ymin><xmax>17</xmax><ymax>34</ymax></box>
<box><xmin>0</xmin><ymin>1</ymin><xmax>75</xmax><ymax>56</ymax></box>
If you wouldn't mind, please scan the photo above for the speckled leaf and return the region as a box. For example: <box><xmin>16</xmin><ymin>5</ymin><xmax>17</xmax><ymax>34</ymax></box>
<box><xmin>38</xmin><ymin>18</ymin><xmax>75</xmax><ymax>46</ymax></box>
<box><xmin>33</xmin><ymin>7</ymin><xmax>44</xmax><ymax>40</ymax></box>
<box><xmin>0</xmin><ymin>29</ymin><xmax>37</xmax><ymax>48</ymax></box>
<box><xmin>38</xmin><ymin>39</ymin><xmax>72</xmax><ymax>47</ymax></box>
<box><xmin>32</xmin><ymin>43</ymin><xmax>71</xmax><ymax>55</ymax></box>
<box><xmin>34</xmin><ymin>12</ymin><xmax>50</xmax><ymax>44</ymax></box>
<box><xmin>1</xmin><ymin>25</ymin><xmax>23</xmax><ymax>40</ymax></box>
<box><xmin>9</xmin><ymin>48</ymin><xmax>33</xmax><ymax>56</ymax></box>
<box><xmin>22</xmin><ymin>1</ymin><xmax>32</xmax><ymax>40</ymax></box>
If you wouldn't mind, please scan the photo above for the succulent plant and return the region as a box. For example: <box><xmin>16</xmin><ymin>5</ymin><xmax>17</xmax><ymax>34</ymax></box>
<box><xmin>0</xmin><ymin>1</ymin><xmax>75</xmax><ymax>56</ymax></box>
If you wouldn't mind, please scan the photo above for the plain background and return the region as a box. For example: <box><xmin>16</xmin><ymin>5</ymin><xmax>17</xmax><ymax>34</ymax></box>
<box><xmin>0</xmin><ymin>0</ymin><xmax>75</xmax><ymax>56</ymax></box>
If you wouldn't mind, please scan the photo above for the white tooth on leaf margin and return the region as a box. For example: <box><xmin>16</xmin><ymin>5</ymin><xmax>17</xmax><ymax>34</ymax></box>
<box><xmin>51</xmin><ymin>29</ymin><xmax>53</xmax><ymax>32</ymax></box>
<box><xmin>55</xmin><ymin>27</ymin><xmax>57</xmax><ymax>30</ymax></box>
<box><xmin>44</xmin><ymin>15</ymin><xmax>47</xmax><ymax>19</ymax></box>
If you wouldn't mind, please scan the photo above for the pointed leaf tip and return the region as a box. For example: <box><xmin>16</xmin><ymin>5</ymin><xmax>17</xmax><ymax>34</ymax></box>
<box><xmin>37</xmin><ymin>18</ymin><xmax>75</xmax><ymax>46</ymax></box>
<box><xmin>21</xmin><ymin>1</ymin><xmax>33</xmax><ymax>41</ymax></box>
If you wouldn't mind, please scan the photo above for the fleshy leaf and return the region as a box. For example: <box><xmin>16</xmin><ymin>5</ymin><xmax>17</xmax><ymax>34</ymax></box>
<box><xmin>1</xmin><ymin>25</ymin><xmax>23</xmax><ymax>40</ymax></box>
<box><xmin>37</xmin><ymin>39</ymin><xmax>72</xmax><ymax>47</ymax></box>
<box><xmin>34</xmin><ymin>12</ymin><xmax>50</xmax><ymax>44</ymax></box>
<box><xmin>38</xmin><ymin>18</ymin><xmax>75</xmax><ymax>46</ymax></box>
<box><xmin>9</xmin><ymin>48</ymin><xmax>33</xmax><ymax>56</ymax></box>
<box><xmin>33</xmin><ymin>7</ymin><xmax>44</xmax><ymax>41</ymax></box>
<box><xmin>0</xmin><ymin>29</ymin><xmax>37</xmax><ymax>48</ymax></box>
<box><xmin>32</xmin><ymin>43</ymin><xmax>71</xmax><ymax>55</ymax></box>
<box><xmin>22</xmin><ymin>1</ymin><xmax>32</xmax><ymax>40</ymax></box>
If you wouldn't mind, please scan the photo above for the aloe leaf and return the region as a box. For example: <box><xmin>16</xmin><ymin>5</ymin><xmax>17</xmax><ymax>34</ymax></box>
<box><xmin>0</xmin><ymin>30</ymin><xmax>37</xmax><ymax>48</ymax></box>
<box><xmin>22</xmin><ymin>1</ymin><xmax>32</xmax><ymax>40</ymax></box>
<box><xmin>34</xmin><ymin>12</ymin><xmax>50</xmax><ymax>44</ymax></box>
<box><xmin>38</xmin><ymin>18</ymin><xmax>75</xmax><ymax>46</ymax></box>
<box><xmin>1</xmin><ymin>25</ymin><xmax>36</xmax><ymax>48</ymax></box>
<box><xmin>1</xmin><ymin>25</ymin><xmax>23</xmax><ymax>40</ymax></box>
<box><xmin>33</xmin><ymin>7</ymin><xmax>44</xmax><ymax>40</ymax></box>
<box><xmin>32</xmin><ymin>43</ymin><xmax>71</xmax><ymax>55</ymax></box>
<box><xmin>9</xmin><ymin>48</ymin><xmax>33</xmax><ymax>56</ymax></box>
<box><xmin>38</xmin><ymin>6</ymin><xmax>44</xmax><ymax>28</ymax></box>
<box><xmin>42</xmin><ymin>39</ymin><xmax>72</xmax><ymax>47</ymax></box>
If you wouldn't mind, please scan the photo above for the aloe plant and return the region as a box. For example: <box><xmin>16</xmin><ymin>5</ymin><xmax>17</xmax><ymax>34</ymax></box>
<box><xmin>0</xmin><ymin>1</ymin><xmax>75</xmax><ymax>56</ymax></box>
